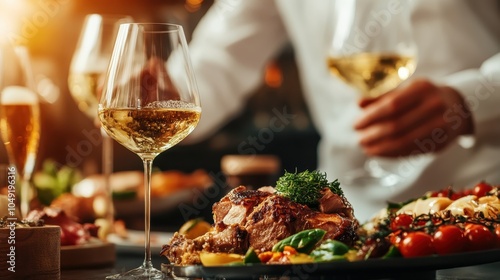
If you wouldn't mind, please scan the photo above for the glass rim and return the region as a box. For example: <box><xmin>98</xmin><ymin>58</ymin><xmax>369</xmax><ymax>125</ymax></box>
<box><xmin>83</xmin><ymin>13</ymin><xmax>133</xmax><ymax>25</ymax></box>
<box><xmin>119</xmin><ymin>22</ymin><xmax>184</xmax><ymax>33</ymax></box>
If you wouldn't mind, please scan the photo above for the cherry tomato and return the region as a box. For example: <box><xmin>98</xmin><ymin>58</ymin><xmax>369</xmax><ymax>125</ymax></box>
<box><xmin>472</xmin><ymin>182</ymin><xmax>493</xmax><ymax>198</ymax></box>
<box><xmin>464</xmin><ymin>224</ymin><xmax>495</xmax><ymax>252</ymax></box>
<box><xmin>399</xmin><ymin>232</ymin><xmax>435</xmax><ymax>258</ymax></box>
<box><xmin>390</xmin><ymin>214</ymin><xmax>413</xmax><ymax>231</ymax></box>
<box><xmin>389</xmin><ymin>230</ymin><xmax>407</xmax><ymax>248</ymax></box>
<box><xmin>450</xmin><ymin>192</ymin><xmax>464</xmax><ymax>200</ymax></box>
<box><xmin>430</xmin><ymin>189</ymin><xmax>453</xmax><ymax>198</ymax></box>
<box><xmin>433</xmin><ymin>225</ymin><xmax>466</xmax><ymax>255</ymax></box>
<box><xmin>463</xmin><ymin>189</ymin><xmax>474</xmax><ymax>196</ymax></box>
<box><xmin>494</xmin><ymin>225</ymin><xmax>500</xmax><ymax>248</ymax></box>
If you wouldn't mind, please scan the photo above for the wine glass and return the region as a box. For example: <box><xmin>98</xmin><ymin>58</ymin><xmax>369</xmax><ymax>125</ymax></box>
<box><xmin>68</xmin><ymin>14</ymin><xmax>132</xmax><ymax>231</ymax></box>
<box><xmin>69</xmin><ymin>14</ymin><xmax>132</xmax><ymax>119</ymax></box>
<box><xmin>326</xmin><ymin>1</ymin><xmax>417</xmax><ymax>187</ymax></box>
<box><xmin>99</xmin><ymin>23</ymin><xmax>201</xmax><ymax>279</ymax></box>
<box><xmin>0</xmin><ymin>46</ymin><xmax>41</xmax><ymax>218</ymax></box>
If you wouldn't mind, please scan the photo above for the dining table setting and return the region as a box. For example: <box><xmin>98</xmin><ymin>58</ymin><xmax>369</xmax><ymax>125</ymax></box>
<box><xmin>1</xmin><ymin>0</ymin><xmax>500</xmax><ymax>279</ymax></box>
<box><xmin>48</xmin><ymin>174</ymin><xmax>500</xmax><ymax>280</ymax></box>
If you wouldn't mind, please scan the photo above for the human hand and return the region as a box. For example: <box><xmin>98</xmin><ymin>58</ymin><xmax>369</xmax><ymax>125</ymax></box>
<box><xmin>139</xmin><ymin>57</ymin><xmax>181</xmax><ymax>104</ymax></box>
<box><xmin>354</xmin><ymin>79</ymin><xmax>474</xmax><ymax>157</ymax></box>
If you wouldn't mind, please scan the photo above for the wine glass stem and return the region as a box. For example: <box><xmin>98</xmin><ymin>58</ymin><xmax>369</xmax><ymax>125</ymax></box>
<box><xmin>20</xmin><ymin>153</ymin><xmax>36</xmax><ymax>218</ymax></box>
<box><xmin>20</xmin><ymin>177</ymin><xmax>30</xmax><ymax>218</ymax></box>
<box><xmin>142</xmin><ymin>156</ymin><xmax>155</xmax><ymax>270</ymax></box>
<box><xmin>102</xmin><ymin>131</ymin><xmax>115</xmax><ymax>226</ymax></box>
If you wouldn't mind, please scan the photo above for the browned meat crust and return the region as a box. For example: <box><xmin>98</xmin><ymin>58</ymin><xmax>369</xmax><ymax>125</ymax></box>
<box><xmin>162</xmin><ymin>186</ymin><xmax>359</xmax><ymax>265</ymax></box>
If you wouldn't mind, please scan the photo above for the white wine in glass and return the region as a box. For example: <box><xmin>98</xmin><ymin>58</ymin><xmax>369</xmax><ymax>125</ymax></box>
<box><xmin>68</xmin><ymin>14</ymin><xmax>132</xmax><ymax>231</ymax></box>
<box><xmin>327</xmin><ymin>52</ymin><xmax>416</xmax><ymax>99</ymax></box>
<box><xmin>0</xmin><ymin>86</ymin><xmax>40</xmax><ymax>217</ymax></box>
<box><xmin>69</xmin><ymin>14</ymin><xmax>132</xmax><ymax>119</ymax></box>
<box><xmin>327</xmin><ymin>0</ymin><xmax>417</xmax><ymax>187</ymax></box>
<box><xmin>100</xmin><ymin>23</ymin><xmax>201</xmax><ymax>279</ymax></box>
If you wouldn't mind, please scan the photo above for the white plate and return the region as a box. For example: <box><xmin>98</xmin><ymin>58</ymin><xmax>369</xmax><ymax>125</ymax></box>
<box><xmin>107</xmin><ymin>230</ymin><xmax>174</xmax><ymax>254</ymax></box>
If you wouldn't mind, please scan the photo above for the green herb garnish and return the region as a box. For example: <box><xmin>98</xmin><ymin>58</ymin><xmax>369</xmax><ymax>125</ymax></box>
<box><xmin>275</xmin><ymin>170</ymin><xmax>343</xmax><ymax>207</ymax></box>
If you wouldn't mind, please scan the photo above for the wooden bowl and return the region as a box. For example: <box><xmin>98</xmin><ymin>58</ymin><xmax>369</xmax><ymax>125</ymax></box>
<box><xmin>0</xmin><ymin>225</ymin><xmax>60</xmax><ymax>279</ymax></box>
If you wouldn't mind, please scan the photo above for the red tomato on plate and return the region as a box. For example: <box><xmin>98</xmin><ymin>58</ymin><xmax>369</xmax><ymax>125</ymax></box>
<box><xmin>464</xmin><ymin>223</ymin><xmax>495</xmax><ymax>252</ymax></box>
<box><xmin>495</xmin><ymin>225</ymin><xmax>500</xmax><ymax>248</ymax></box>
<box><xmin>433</xmin><ymin>225</ymin><xmax>466</xmax><ymax>255</ymax></box>
<box><xmin>390</xmin><ymin>214</ymin><xmax>413</xmax><ymax>232</ymax></box>
<box><xmin>399</xmin><ymin>232</ymin><xmax>435</xmax><ymax>258</ymax></box>
<box><xmin>472</xmin><ymin>182</ymin><xmax>493</xmax><ymax>198</ymax></box>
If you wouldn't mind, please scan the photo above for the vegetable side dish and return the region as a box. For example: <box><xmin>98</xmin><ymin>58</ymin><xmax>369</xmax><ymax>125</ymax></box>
<box><xmin>161</xmin><ymin>171</ymin><xmax>500</xmax><ymax>266</ymax></box>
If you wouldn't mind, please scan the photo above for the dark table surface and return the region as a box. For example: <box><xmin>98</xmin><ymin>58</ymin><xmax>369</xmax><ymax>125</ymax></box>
<box><xmin>61</xmin><ymin>250</ymin><xmax>500</xmax><ymax>280</ymax></box>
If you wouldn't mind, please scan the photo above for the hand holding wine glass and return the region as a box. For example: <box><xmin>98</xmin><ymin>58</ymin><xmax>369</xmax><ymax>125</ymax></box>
<box><xmin>326</xmin><ymin>0</ymin><xmax>417</xmax><ymax>187</ymax></box>
<box><xmin>100</xmin><ymin>23</ymin><xmax>201</xmax><ymax>279</ymax></box>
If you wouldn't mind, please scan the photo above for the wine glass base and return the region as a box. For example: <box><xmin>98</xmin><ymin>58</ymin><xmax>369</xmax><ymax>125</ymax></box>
<box><xmin>342</xmin><ymin>168</ymin><xmax>400</xmax><ymax>188</ymax></box>
<box><xmin>106</xmin><ymin>267</ymin><xmax>165</xmax><ymax>280</ymax></box>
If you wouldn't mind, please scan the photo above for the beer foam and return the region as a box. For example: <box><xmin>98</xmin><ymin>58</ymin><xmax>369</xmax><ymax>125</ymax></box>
<box><xmin>1</xmin><ymin>86</ymin><xmax>38</xmax><ymax>105</ymax></box>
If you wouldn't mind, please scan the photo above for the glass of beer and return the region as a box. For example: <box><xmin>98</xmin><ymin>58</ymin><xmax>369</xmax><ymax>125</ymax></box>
<box><xmin>0</xmin><ymin>85</ymin><xmax>40</xmax><ymax>218</ymax></box>
<box><xmin>100</xmin><ymin>23</ymin><xmax>201</xmax><ymax>279</ymax></box>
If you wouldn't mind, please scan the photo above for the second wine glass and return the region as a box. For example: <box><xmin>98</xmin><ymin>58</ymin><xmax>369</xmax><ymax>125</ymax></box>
<box><xmin>99</xmin><ymin>23</ymin><xmax>201</xmax><ymax>279</ymax></box>
<box><xmin>326</xmin><ymin>0</ymin><xmax>417</xmax><ymax>188</ymax></box>
<box><xmin>68</xmin><ymin>14</ymin><xmax>132</xmax><ymax>234</ymax></box>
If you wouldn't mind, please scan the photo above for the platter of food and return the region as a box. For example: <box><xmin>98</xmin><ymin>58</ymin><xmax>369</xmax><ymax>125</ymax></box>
<box><xmin>159</xmin><ymin>170</ymin><xmax>500</xmax><ymax>279</ymax></box>
<box><xmin>166</xmin><ymin>248</ymin><xmax>500</xmax><ymax>279</ymax></box>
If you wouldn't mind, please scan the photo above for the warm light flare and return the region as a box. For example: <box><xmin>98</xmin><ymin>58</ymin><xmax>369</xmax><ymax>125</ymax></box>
<box><xmin>0</xmin><ymin>0</ymin><xmax>72</xmax><ymax>46</ymax></box>
<box><xmin>185</xmin><ymin>0</ymin><xmax>204</xmax><ymax>13</ymax></box>
<box><xmin>0</xmin><ymin>0</ymin><xmax>30</xmax><ymax>43</ymax></box>
<box><xmin>264</xmin><ymin>61</ymin><xmax>283</xmax><ymax>88</ymax></box>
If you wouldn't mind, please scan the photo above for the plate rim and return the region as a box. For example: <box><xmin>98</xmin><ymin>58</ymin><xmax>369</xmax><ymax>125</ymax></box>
<box><xmin>167</xmin><ymin>248</ymin><xmax>500</xmax><ymax>278</ymax></box>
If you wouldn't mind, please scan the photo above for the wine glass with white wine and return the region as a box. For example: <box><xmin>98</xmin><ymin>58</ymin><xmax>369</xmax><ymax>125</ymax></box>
<box><xmin>326</xmin><ymin>1</ymin><xmax>417</xmax><ymax>187</ymax></box>
<box><xmin>100</xmin><ymin>23</ymin><xmax>201</xmax><ymax>279</ymax></box>
<box><xmin>0</xmin><ymin>47</ymin><xmax>40</xmax><ymax>218</ymax></box>
<box><xmin>69</xmin><ymin>14</ymin><xmax>132</xmax><ymax>119</ymax></box>
<box><xmin>68</xmin><ymin>14</ymin><xmax>132</xmax><ymax>230</ymax></box>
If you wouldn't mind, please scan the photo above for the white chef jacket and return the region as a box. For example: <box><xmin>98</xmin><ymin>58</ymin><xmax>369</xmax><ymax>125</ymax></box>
<box><xmin>186</xmin><ymin>0</ymin><xmax>500</xmax><ymax>222</ymax></box>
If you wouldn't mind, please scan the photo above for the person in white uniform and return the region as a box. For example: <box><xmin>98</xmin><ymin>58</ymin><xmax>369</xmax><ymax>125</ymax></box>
<box><xmin>185</xmin><ymin>0</ymin><xmax>500</xmax><ymax>222</ymax></box>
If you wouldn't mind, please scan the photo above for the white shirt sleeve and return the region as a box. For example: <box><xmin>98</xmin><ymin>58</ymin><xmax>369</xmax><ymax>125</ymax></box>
<box><xmin>443</xmin><ymin>52</ymin><xmax>500</xmax><ymax>144</ymax></box>
<box><xmin>186</xmin><ymin>0</ymin><xmax>289</xmax><ymax>142</ymax></box>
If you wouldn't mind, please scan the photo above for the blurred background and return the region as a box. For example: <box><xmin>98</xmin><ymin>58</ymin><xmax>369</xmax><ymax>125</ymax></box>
<box><xmin>0</xmin><ymin>0</ymin><xmax>319</xmax><ymax>176</ymax></box>
<box><xmin>0</xmin><ymin>0</ymin><xmax>321</xmax><ymax>230</ymax></box>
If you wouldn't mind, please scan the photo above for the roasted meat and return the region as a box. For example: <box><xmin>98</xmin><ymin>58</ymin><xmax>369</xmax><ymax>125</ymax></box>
<box><xmin>162</xmin><ymin>186</ymin><xmax>359</xmax><ymax>265</ymax></box>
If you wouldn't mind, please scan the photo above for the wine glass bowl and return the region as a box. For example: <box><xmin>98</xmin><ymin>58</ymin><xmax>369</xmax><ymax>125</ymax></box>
<box><xmin>68</xmin><ymin>14</ymin><xmax>132</xmax><ymax>119</ymax></box>
<box><xmin>99</xmin><ymin>23</ymin><xmax>201</xmax><ymax>279</ymax></box>
<box><xmin>326</xmin><ymin>1</ymin><xmax>417</xmax><ymax>187</ymax></box>
<box><xmin>327</xmin><ymin>52</ymin><xmax>416</xmax><ymax>99</ymax></box>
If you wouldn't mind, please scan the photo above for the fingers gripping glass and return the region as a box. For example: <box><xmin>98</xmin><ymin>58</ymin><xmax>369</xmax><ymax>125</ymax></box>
<box><xmin>326</xmin><ymin>1</ymin><xmax>417</xmax><ymax>187</ymax></box>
